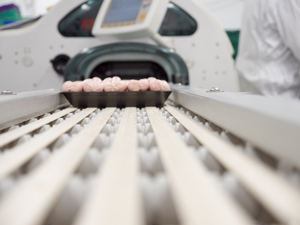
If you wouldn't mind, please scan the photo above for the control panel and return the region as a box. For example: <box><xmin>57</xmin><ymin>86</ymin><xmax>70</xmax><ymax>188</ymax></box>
<box><xmin>92</xmin><ymin>0</ymin><xmax>169</xmax><ymax>40</ymax></box>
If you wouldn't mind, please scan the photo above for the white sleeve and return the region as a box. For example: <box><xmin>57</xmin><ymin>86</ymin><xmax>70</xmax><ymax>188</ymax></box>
<box><xmin>272</xmin><ymin>0</ymin><xmax>300</xmax><ymax>61</ymax></box>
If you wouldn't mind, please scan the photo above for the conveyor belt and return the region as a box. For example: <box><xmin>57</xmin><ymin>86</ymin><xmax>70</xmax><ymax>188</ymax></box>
<box><xmin>0</xmin><ymin>104</ymin><xmax>299</xmax><ymax>225</ymax></box>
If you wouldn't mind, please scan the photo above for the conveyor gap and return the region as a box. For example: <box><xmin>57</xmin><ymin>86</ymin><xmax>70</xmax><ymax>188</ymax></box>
<box><xmin>0</xmin><ymin>107</ymin><xmax>68</xmax><ymax>134</ymax></box>
<box><xmin>0</xmin><ymin>111</ymin><xmax>69</xmax><ymax>196</ymax></box>
<box><xmin>44</xmin><ymin>175</ymin><xmax>95</xmax><ymax>225</ymax></box>
<box><xmin>138</xmin><ymin>108</ymin><xmax>180</xmax><ymax>225</ymax></box>
<box><xmin>44</xmin><ymin>107</ymin><xmax>180</xmax><ymax>225</ymax></box>
<box><xmin>0</xmin><ymin>172</ymin><xmax>22</xmax><ymax>200</ymax></box>
<box><xmin>0</xmin><ymin>108</ymin><xmax>73</xmax><ymax>151</ymax></box>
<box><xmin>169</xmin><ymin>101</ymin><xmax>280</xmax><ymax>169</ymax></box>
<box><xmin>160</xmin><ymin>107</ymin><xmax>281</xmax><ymax>224</ymax></box>
<box><xmin>137</xmin><ymin>108</ymin><xmax>164</xmax><ymax>177</ymax></box>
<box><xmin>170</xmin><ymin>102</ymin><xmax>300</xmax><ymax>187</ymax></box>
<box><xmin>44</xmin><ymin>108</ymin><xmax>125</xmax><ymax>225</ymax></box>
<box><xmin>277</xmin><ymin>161</ymin><xmax>300</xmax><ymax>189</ymax></box>
<box><xmin>160</xmin><ymin>107</ymin><xmax>226</xmax><ymax>175</ymax></box>
<box><xmin>0</xmin><ymin>109</ymin><xmax>98</xmax><ymax>199</ymax></box>
<box><xmin>75</xmin><ymin>108</ymin><xmax>124</xmax><ymax>177</ymax></box>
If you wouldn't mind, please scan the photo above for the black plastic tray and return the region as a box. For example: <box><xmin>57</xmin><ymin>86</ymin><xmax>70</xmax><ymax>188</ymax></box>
<box><xmin>62</xmin><ymin>91</ymin><xmax>172</xmax><ymax>108</ymax></box>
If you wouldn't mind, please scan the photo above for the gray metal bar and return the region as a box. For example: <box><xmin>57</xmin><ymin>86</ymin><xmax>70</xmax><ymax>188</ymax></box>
<box><xmin>169</xmin><ymin>86</ymin><xmax>300</xmax><ymax>169</ymax></box>
<box><xmin>0</xmin><ymin>90</ymin><xmax>70</xmax><ymax>130</ymax></box>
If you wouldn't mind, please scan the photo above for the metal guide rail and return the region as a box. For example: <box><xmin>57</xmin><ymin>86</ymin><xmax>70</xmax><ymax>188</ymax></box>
<box><xmin>0</xmin><ymin>101</ymin><xmax>299</xmax><ymax>225</ymax></box>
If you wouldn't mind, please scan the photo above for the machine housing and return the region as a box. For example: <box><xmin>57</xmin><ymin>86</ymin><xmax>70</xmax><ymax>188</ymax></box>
<box><xmin>0</xmin><ymin>0</ymin><xmax>238</xmax><ymax>92</ymax></box>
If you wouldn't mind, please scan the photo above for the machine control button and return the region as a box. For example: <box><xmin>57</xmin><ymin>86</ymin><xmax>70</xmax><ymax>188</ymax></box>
<box><xmin>22</xmin><ymin>56</ymin><xmax>33</xmax><ymax>67</ymax></box>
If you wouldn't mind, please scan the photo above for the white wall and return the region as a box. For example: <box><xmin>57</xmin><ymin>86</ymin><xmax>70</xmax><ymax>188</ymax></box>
<box><xmin>0</xmin><ymin>0</ymin><xmax>245</xmax><ymax>30</ymax></box>
<box><xmin>34</xmin><ymin>0</ymin><xmax>60</xmax><ymax>16</ymax></box>
<box><xmin>198</xmin><ymin>0</ymin><xmax>245</xmax><ymax>30</ymax></box>
<box><xmin>0</xmin><ymin>0</ymin><xmax>61</xmax><ymax>17</ymax></box>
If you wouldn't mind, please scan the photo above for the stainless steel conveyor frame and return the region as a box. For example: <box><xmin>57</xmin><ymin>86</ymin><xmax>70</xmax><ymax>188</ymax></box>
<box><xmin>169</xmin><ymin>86</ymin><xmax>300</xmax><ymax>169</ymax></box>
<box><xmin>1</xmin><ymin>87</ymin><xmax>299</xmax><ymax>168</ymax></box>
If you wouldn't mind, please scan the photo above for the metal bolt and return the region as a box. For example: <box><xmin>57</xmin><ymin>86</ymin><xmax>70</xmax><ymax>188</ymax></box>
<box><xmin>207</xmin><ymin>87</ymin><xmax>224</xmax><ymax>93</ymax></box>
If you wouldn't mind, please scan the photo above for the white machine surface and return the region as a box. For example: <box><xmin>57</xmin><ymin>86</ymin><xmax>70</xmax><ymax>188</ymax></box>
<box><xmin>0</xmin><ymin>0</ymin><xmax>237</xmax><ymax>92</ymax></box>
<box><xmin>0</xmin><ymin>87</ymin><xmax>300</xmax><ymax>225</ymax></box>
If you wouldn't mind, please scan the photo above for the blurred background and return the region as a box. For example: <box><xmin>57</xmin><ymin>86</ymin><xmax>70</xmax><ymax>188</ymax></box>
<box><xmin>0</xmin><ymin>0</ymin><xmax>60</xmax><ymax>18</ymax></box>
<box><xmin>0</xmin><ymin>0</ymin><xmax>245</xmax><ymax>59</ymax></box>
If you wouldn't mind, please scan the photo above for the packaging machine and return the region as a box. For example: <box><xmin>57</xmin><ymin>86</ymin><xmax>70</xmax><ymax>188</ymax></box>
<box><xmin>0</xmin><ymin>87</ymin><xmax>300</xmax><ymax>225</ymax></box>
<box><xmin>0</xmin><ymin>0</ymin><xmax>238</xmax><ymax>92</ymax></box>
<box><xmin>1</xmin><ymin>0</ymin><xmax>300</xmax><ymax>224</ymax></box>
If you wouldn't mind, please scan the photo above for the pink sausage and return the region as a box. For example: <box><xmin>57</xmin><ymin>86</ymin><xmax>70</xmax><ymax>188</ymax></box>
<box><xmin>83</xmin><ymin>79</ymin><xmax>93</xmax><ymax>92</ymax></box>
<box><xmin>123</xmin><ymin>80</ymin><xmax>130</xmax><ymax>91</ymax></box>
<box><xmin>62</xmin><ymin>81</ymin><xmax>73</xmax><ymax>92</ymax></box>
<box><xmin>91</xmin><ymin>78</ymin><xmax>104</xmax><ymax>92</ymax></box>
<box><xmin>93</xmin><ymin>82</ymin><xmax>104</xmax><ymax>92</ymax></box>
<box><xmin>112</xmin><ymin>76</ymin><xmax>121</xmax><ymax>83</ymax></box>
<box><xmin>115</xmin><ymin>81</ymin><xmax>127</xmax><ymax>92</ymax></box>
<box><xmin>128</xmin><ymin>80</ymin><xmax>141</xmax><ymax>92</ymax></box>
<box><xmin>161</xmin><ymin>80</ymin><xmax>171</xmax><ymax>91</ymax></box>
<box><xmin>139</xmin><ymin>79</ymin><xmax>149</xmax><ymax>91</ymax></box>
<box><xmin>148</xmin><ymin>77</ymin><xmax>156</xmax><ymax>83</ymax></box>
<box><xmin>149</xmin><ymin>79</ymin><xmax>161</xmax><ymax>91</ymax></box>
<box><xmin>103</xmin><ymin>77</ymin><xmax>112</xmax><ymax>85</ymax></box>
<box><xmin>123</xmin><ymin>80</ymin><xmax>130</xmax><ymax>86</ymax></box>
<box><xmin>104</xmin><ymin>83</ymin><xmax>117</xmax><ymax>92</ymax></box>
<box><xmin>92</xmin><ymin>77</ymin><xmax>102</xmax><ymax>82</ymax></box>
<box><xmin>71</xmin><ymin>81</ymin><xmax>84</xmax><ymax>92</ymax></box>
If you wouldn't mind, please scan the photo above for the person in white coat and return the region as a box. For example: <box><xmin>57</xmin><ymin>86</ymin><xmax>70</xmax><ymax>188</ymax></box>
<box><xmin>236</xmin><ymin>0</ymin><xmax>300</xmax><ymax>99</ymax></box>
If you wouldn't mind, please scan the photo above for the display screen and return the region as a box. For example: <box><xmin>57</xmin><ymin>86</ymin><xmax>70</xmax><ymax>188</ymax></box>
<box><xmin>103</xmin><ymin>0</ymin><xmax>144</xmax><ymax>26</ymax></box>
